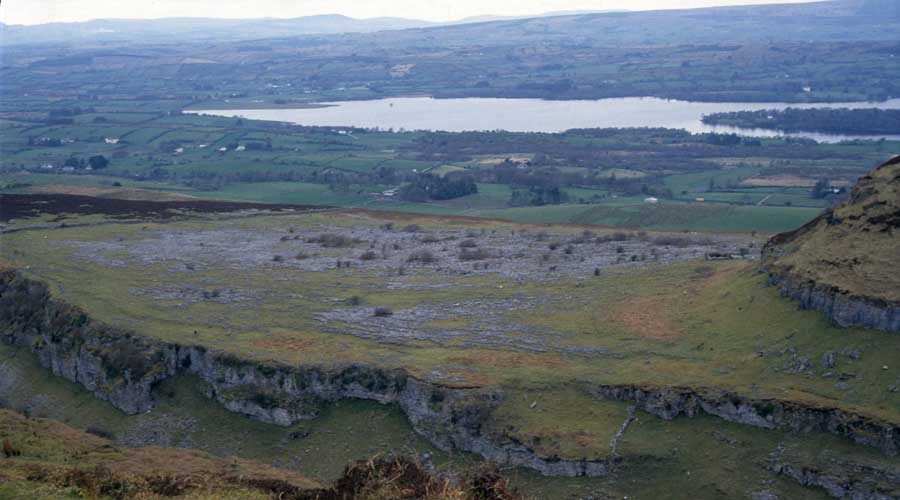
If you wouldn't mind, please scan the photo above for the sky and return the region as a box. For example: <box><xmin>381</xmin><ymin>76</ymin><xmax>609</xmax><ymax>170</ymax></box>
<box><xmin>2</xmin><ymin>0</ymin><xmax>820</xmax><ymax>25</ymax></box>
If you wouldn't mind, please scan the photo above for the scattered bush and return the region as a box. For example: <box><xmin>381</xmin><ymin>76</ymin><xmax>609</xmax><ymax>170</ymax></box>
<box><xmin>458</xmin><ymin>239</ymin><xmax>478</xmax><ymax>248</ymax></box>
<box><xmin>295</xmin><ymin>252</ymin><xmax>310</xmax><ymax>260</ymax></box>
<box><xmin>307</xmin><ymin>233</ymin><xmax>356</xmax><ymax>247</ymax></box>
<box><xmin>569</xmin><ymin>230</ymin><xmax>594</xmax><ymax>244</ymax></box>
<box><xmin>272</xmin><ymin>255</ymin><xmax>284</xmax><ymax>262</ymax></box>
<box><xmin>85</xmin><ymin>425</ymin><xmax>115</xmax><ymax>440</ymax></box>
<box><xmin>346</xmin><ymin>296</ymin><xmax>363</xmax><ymax>306</ymax></box>
<box><xmin>402</xmin><ymin>224</ymin><xmax>421</xmax><ymax>233</ymax></box>
<box><xmin>3</xmin><ymin>438</ymin><xmax>20</xmax><ymax>458</ymax></box>
<box><xmin>694</xmin><ymin>265</ymin><xmax>715</xmax><ymax>278</ymax></box>
<box><xmin>462</xmin><ymin>463</ymin><xmax>522</xmax><ymax>500</ymax></box>
<box><xmin>459</xmin><ymin>248</ymin><xmax>491</xmax><ymax>261</ymax></box>
<box><xmin>651</xmin><ymin>235</ymin><xmax>697</xmax><ymax>247</ymax></box>
<box><xmin>105</xmin><ymin>343</ymin><xmax>151</xmax><ymax>380</ymax></box>
<box><xmin>407</xmin><ymin>249</ymin><xmax>438</xmax><ymax>264</ymax></box>
<box><xmin>373</xmin><ymin>307</ymin><xmax>393</xmax><ymax>317</ymax></box>
<box><xmin>419</xmin><ymin>234</ymin><xmax>440</xmax><ymax>244</ymax></box>
<box><xmin>597</xmin><ymin>232</ymin><xmax>633</xmax><ymax>243</ymax></box>
<box><xmin>359</xmin><ymin>251</ymin><xmax>378</xmax><ymax>261</ymax></box>
<box><xmin>321</xmin><ymin>456</ymin><xmax>523</xmax><ymax>500</ymax></box>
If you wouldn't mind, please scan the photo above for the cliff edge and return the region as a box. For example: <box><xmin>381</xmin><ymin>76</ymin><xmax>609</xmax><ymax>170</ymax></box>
<box><xmin>762</xmin><ymin>156</ymin><xmax>900</xmax><ymax>332</ymax></box>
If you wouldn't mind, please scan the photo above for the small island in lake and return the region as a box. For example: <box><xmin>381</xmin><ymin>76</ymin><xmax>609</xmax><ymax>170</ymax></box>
<box><xmin>702</xmin><ymin>107</ymin><xmax>900</xmax><ymax>135</ymax></box>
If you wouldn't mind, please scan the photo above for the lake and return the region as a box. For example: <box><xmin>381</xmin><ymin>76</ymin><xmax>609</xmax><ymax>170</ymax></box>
<box><xmin>186</xmin><ymin>96</ymin><xmax>900</xmax><ymax>143</ymax></box>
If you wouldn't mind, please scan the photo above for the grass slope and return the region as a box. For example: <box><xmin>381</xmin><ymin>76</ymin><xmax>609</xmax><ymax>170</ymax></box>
<box><xmin>763</xmin><ymin>156</ymin><xmax>900</xmax><ymax>302</ymax></box>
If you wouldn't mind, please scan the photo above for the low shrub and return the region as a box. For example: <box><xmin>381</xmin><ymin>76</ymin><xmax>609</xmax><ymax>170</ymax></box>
<box><xmin>651</xmin><ymin>235</ymin><xmax>695</xmax><ymax>247</ymax></box>
<box><xmin>3</xmin><ymin>438</ymin><xmax>20</xmax><ymax>458</ymax></box>
<box><xmin>459</xmin><ymin>248</ymin><xmax>491</xmax><ymax>261</ymax></box>
<box><xmin>373</xmin><ymin>307</ymin><xmax>393</xmax><ymax>317</ymax></box>
<box><xmin>307</xmin><ymin>233</ymin><xmax>356</xmax><ymax>248</ymax></box>
<box><xmin>407</xmin><ymin>249</ymin><xmax>438</xmax><ymax>264</ymax></box>
<box><xmin>85</xmin><ymin>425</ymin><xmax>115</xmax><ymax>440</ymax></box>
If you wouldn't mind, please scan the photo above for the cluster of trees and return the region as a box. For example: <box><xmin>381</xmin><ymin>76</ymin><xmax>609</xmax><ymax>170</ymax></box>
<box><xmin>44</xmin><ymin>107</ymin><xmax>98</xmax><ymax>125</ymax></box>
<box><xmin>702</xmin><ymin>108</ymin><xmax>900</xmax><ymax>135</ymax></box>
<box><xmin>809</xmin><ymin>178</ymin><xmax>848</xmax><ymax>200</ymax></box>
<box><xmin>509</xmin><ymin>185</ymin><xmax>569</xmax><ymax>206</ymax></box>
<box><xmin>698</xmin><ymin>133</ymin><xmax>761</xmax><ymax>147</ymax></box>
<box><xmin>63</xmin><ymin>155</ymin><xmax>109</xmax><ymax>170</ymax></box>
<box><xmin>399</xmin><ymin>173</ymin><xmax>478</xmax><ymax>202</ymax></box>
<box><xmin>47</xmin><ymin>107</ymin><xmax>95</xmax><ymax>117</ymax></box>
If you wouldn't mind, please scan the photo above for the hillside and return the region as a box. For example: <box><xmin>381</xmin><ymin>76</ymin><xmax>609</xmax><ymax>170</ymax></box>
<box><xmin>6</xmin><ymin>0</ymin><xmax>900</xmax><ymax>46</ymax></box>
<box><xmin>5</xmin><ymin>1</ymin><xmax>900</xmax><ymax>106</ymax></box>
<box><xmin>0</xmin><ymin>15</ymin><xmax>435</xmax><ymax>45</ymax></box>
<box><xmin>0</xmin><ymin>407</ymin><xmax>523</xmax><ymax>499</ymax></box>
<box><xmin>762</xmin><ymin>156</ymin><xmax>900</xmax><ymax>331</ymax></box>
<box><xmin>0</xmin><ymin>408</ymin><xmax>320</xmax><ymax>498</ymax></box>
<box><xmin>1</xmin><ymin>195</ymin><xmax>899</xmax><ymax>499</ymax></box>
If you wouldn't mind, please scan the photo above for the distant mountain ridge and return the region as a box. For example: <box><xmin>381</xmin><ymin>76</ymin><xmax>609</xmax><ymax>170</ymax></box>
<box><xmin>0</xmin><ymin>14</ymin><xmax>436</xmax><ymax>45</ymax></box>
<box><xmin>6</xmin><ymin>0</ymin><xmax>900</xmax><ymax>46</ymax></box>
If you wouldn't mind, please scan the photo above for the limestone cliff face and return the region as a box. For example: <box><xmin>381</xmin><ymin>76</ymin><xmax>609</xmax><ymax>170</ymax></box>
<box><xmin>767</xmin><ymin>443</ymin><xmax>900</xmax><ymax>500</ymax></box>
<box><xmin>594</xmin><ymin>385</ymin><xmax>898</xmax><ymax>456</ymax></box>
<box><xmin>0</xmin><ymin>269</ymin><xmax>612</xmax><ymax>476</ymax></box>
<box><xmin>1</xmin><ymin>269</ymin><xmax>897</xmax><ymax>479</ymax></box>
<box><xmin>761</xmin><ymin>156</ymin><xmax>900</xmax><ymax>333</ymax></box>
<box><xmin>765</xmin><ymin>274</ymin><xmax>900</xmax><ymax>332</ymax></box>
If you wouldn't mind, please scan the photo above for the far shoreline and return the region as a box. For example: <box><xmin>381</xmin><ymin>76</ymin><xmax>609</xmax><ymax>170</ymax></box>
<box><xmin>185</xmin><ymin>101</ymin><xmax>336</xmax><ymax>111</ymax></box>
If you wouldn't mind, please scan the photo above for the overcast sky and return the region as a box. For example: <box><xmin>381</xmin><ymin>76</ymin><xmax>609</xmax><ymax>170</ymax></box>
<box><xmin>3</xmin><ymin>0</ymin><xmax>820</xmax><ymax>25</ymax></box>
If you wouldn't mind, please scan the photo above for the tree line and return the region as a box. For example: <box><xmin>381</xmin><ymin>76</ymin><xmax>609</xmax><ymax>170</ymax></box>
<box><xmin>702</xmin><ymin>108</ymin><xmax>900</xmax><ymax>135</ymax></box>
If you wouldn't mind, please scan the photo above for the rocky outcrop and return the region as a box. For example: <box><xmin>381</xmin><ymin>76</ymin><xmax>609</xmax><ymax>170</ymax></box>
<box><xmin>594</xmin><ymin>384</ymin><xmax>899</xmax><ymax>456</ymax></box>
<box><xmin>0</xmin><ymin>269</ymin><xmax>610</xmax><ymax>477</ymax></box>
<box><xmin>765</xmin><ymin>274</ymin><xmax>900</xmax><ymax>332</ymax></box>
<box><xmin>761</xmin><ymin>156</ymin><xmax>900</xmax><ymax>333</ymax></box>
<box><xmin>767</xmin><ymin>444</ymin><xmax>900</xmax><ymax>500</ymax></box>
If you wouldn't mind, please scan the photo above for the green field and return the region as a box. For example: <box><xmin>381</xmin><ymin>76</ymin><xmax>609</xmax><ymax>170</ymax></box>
<box><xmin>3</xmin><ymin>98</ymin><xmax>894</xmax><ymax>235</ymax></box>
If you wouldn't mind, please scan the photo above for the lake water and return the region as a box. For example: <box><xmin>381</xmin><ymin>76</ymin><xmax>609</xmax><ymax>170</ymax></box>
<box><xmin>187</xmin><ymin>96</ymin><xmax>900</xmax><ymax>143</ymax></box>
